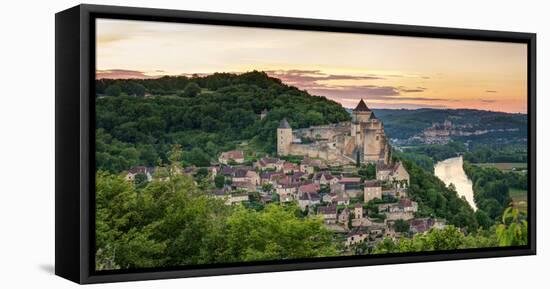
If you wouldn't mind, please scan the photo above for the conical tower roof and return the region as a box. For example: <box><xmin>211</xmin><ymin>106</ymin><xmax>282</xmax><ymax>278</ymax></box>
<box><xmin>279</xmin><ymin>118</ymin><xmax>291</xmax><ymax>129</ymax></box>
<box><xmin>354</xmin><ymin>99</ymin><xmax>370</xmax><ymax>112</ymax></box>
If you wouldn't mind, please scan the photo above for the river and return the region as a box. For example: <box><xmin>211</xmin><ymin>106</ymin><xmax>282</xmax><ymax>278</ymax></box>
<box><xmin>434</xmin><ymin>156</ymin><xmax>477</xmax><ymax>210</ymax></box>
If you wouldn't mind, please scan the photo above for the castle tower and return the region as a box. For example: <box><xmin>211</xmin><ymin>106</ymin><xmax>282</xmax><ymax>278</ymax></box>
<box><xmin>364</xmin><ymin>112</ymin><xmax>385</xmax><ymax>162</ymax></box>
<box><xmin>351</xmin><ymin>99</ymin><xmax>372</xmax><ymax>162</ymax></box>
<box><xmin>277</xmin><ymin>118</ymin><xmax>292</xmax><ymax>156</ymax></box>
<box><xmin>352</xmin><ymin>99</ymin><xmax>372</xmax><ymax>124</ymax></box>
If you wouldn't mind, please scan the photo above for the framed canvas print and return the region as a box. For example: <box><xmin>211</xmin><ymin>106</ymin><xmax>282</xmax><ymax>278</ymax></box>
<box><xmin>55</xmin><ymin>4</ymin><xmax>536</xmax><ymax>284</ymax></box>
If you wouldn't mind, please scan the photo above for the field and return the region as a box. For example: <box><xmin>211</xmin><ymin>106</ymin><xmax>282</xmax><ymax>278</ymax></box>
<box><xmin>473</xmin><ymin>162</ymin><xmax>527</xmax><ymax>173</ymax></box>
<box><xmin>509</xmin><ymin>187</ymin><xmax>528</xmax><ymax>213</ymax></box>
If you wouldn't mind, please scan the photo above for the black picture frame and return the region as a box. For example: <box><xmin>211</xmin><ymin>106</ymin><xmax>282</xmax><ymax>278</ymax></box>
<box><xmin>55</xmin><ymin>4</ymin><xmax>537</xmax><ymax>284</ymax></box>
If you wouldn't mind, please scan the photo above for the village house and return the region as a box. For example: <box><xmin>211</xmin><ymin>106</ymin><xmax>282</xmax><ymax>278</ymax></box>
<box><xmin>322</xmin><ymin>192</ymin><xmax>337</xmax><ymax>203</ymax></box>
<box><xmin>276</xmin><ymin>183</ymin><xmax>299</xmax><ymax>201</ymax></box>
<box><xmin>336</xmin><ymin>192</ymin><xmax>350</xmax><ymax>206</ymax></box>
<box><xmin>225</xmin><ymin>167</ymin><xmax>259</xmax><ymax>188</ymax></box>
<box><xmin>209</xmin><ymin>187</ymin><xmax>230</xmax><ymax>200</ymax></box>
<box><xmin>366</xmin><ymin>224</ymin><xmax>386</xmax><ymax>243</ymax></box>
<box><xmin>409</xmin><ymin>218</ymin><xmax>446</xmax><ymax>234</ymax></box>
<box><xmin>290</xmin><ymin>171</ymin><xmax>307</xmax><ymax>183</ymax></box>
<box><xmin>231</xmin><ymin>181</ymin><xmax>256</xmax><ymax>192</ymax></box>
<box><xmin>220</xmin><ymin>166</ymin><xmax>236</xmax><ymax>178</ymax></box>
<box><xmin>246</xmin><ymin>170</ymin><xmax>260</xmax><ymax>186</ymax></box>
<box><xmin>218</xmin><ymin>150</ymin><xmax>245</xmax><ymax>165</ymax></box>
<box><xmin>227</xmin><ymin>192</ymin><xmax>249</xmax><ymax>205</ymax></box>
<box><xmin>274</xmin><ymin>175</ymin><xmax>292</xmax><ymax>186</ymax></box>
<box><xmin>382</xmin><ymin>188</ymin><xmax>408</xmax><ymax>199</ymax></box>
<box><xmin>317</xmin><ymin>205</ymin><xmax>338</xmax><ymax>224</ymax></box>
<box><xmin>351</xmin><ymin>216</ymin><xmax>374</xmax><ymax>228</ymax></box>
<box><xmin>282</xmin><ymin>162</ymin><xmax>299</xmax><ymax>174</ymax></box>
<box><xmin>376</xmin><ymin>161</ymin><xmax>410</xmax><ymax>188</ymax></box>
<box><xmin>125</xmin><ymin>166</ymin><xmax>155</xmax><ymax>182</ymax></box>
<box><xmin>260</xmin><ymin>171</ymin><xmax>283</xmax><ymax>185</ymax></box>
<box><xmin>300</xmin><ymin>157</ymin><xmax>323</xmax><ymax>174</ymax></box>
<box><xmin>298</xmin><ymin>183</ymin><xmax>320</xmax><ymax>196</ymax></box>
<box><xmin>279</xmin><ymin>191</ymin><xmax>294</xmax><ymax>203</ymax></box>
<box><xmin>254</xmin><ymin>156</ymin><xmax>279</xmax><ymax>170</ymax></box>
<box><xmin>398</xmin><ymin>198</ymin><xmax>418</xmax><ymax>213</ymax></box>
<box><xmin>330</xmin><ymin>182</ymin><xmax>345</xmax><ymax>194</ymax></box>
<box><xmin>261</xmin><ymin>193</ymin><xmax>273</xmax><ymax>204</ymax></box>
<box><xmin>381</xmin><ymin>198</ymin><xmax>418</xmax><ymax>221</ymax></box>
<box><xmin>338</xmin><ymin>207</ymin><xmax>350</xmax><ymax>225</ymax></box>
<box><xmin>339</xmin><ymin>177</ymin><xmax>363</xmax><ymax>197</ymax></box>
<box><xmin>231</xmin><ymin>168</ymin><xmax>250</xmax><ymax>183</ymax></box>
<box><xmin>364</xmin><ymin>180</ymin><xmax>382</xmax><ymax>203</ymax></box>
<box><xmin>346</xmin><ymin>227</ymin><xmax>369</xmax><ymax>246</ymax></box>
<box><xmin>314</xmin><ymin>172</ymin><xmax>338</xmax><ymax>186</ymax></box>
<box><xmin>354</xmin><ymin>203</ymin><xmax>364</xmax><ymax>219</ymax></box>
<box><xmin>298</xmin><ymin>192</ymin><xmax>321</xmax><ymax>210</ymax></box>
<box><xmin>274</xmin><ymin>159</ymin><xmax>287</xmax><ymax>172</ymax></box>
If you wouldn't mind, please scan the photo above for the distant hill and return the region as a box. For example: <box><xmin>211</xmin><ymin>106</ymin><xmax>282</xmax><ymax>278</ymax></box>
<box><xmin>370</xmin><ymin>108</ymin><xmax>527</xmax><ymax>142</ymax></box>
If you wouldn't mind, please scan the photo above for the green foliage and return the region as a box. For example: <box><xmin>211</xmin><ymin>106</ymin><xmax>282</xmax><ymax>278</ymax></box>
<box><xmin>210</xmin><ymin>205</ymin><xmax>338</xmax><ymax>262</ymax></box>
<box><xmin>357</xmin><ymin>163</ymin><xmax>376</xmax><ymax>180</ymax></box>
<box><xmin>105</xmin><ymin>84</ymin><xmax>122</xmax><ymax>96</ymax></box>
<box><xmin>373</xmin><ymin>205</ymin><xmax>527</xmax><ymax>255</ymax></box>
<box><xmin>399</xmin><ymin>158</ymin><xmax>478</xmax><ymax>232</ymax></box>
<box><xmin>394</xmin><ymin>151</ymin><xmax>434</xmax><ymax>173</ymax></box>
<box><xmin>181</xmin><ymin>82</ymin><xmax>201</xmax><ymax>98</ymax></box>
<box><xmin>214</xmin><ymin>175</ymin><xmax>225</xmax><ymax>188</ymax></box>
<box><xmin>373</xmin><ymin>225</ymin><xmax>498</xmax><ymax>254</ymax></box>
<box><xmin>95</xmin><ymin>71</ymin><xmax>350</xmax><ymax>173</ymax></box>
<box><xmin>463</xmin><ymin>161</ymin><xmax>525</xmax><ymax>224</ymax></box>
<box><xmin>475</xmin><ymin>210</ymin><xmax>492</xmax><ymax>229</ymax></box>
<box><xmin>496</xmin><ymin>207</ymin><xmax>528</xmax><ymax>246</ymax></box>
<box><xmin>393</xmin><ymin>219</ymin><xmax>410</xmax><ymax>233</ymax></box>
<box><xmin>133</xmin><ymin>173</ymin><xmax>148</xmax><ymax>190</ymax></box>
<box><xmin>404</xmin><ymin>141</ymin><xmax>466</xmax><ymax>162</ymax></box>
<box><xmin>464</xmin><ymin>144</ymin><xmax>527</xmax><ymax>163</ymax></box>
<box><xmin>95</xmin><ymin>166</ymin><xmax>337</xmax><ymax>270</ymax></box>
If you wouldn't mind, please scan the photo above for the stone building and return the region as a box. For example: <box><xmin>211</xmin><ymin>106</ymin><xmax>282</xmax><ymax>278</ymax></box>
<box><xmin>276</xmin><ymin>99</ymin><xmax>391</xmax><ymax>165</ymax></box>
<box><xmin>376</xmin><ymin>160</ymin><xmax>410</xmax><ymax>188</ymax></box>
<box><xmin>364</xmin><ymin>180</ymin><xmax>382</xmax><ymax>203</ymax></box>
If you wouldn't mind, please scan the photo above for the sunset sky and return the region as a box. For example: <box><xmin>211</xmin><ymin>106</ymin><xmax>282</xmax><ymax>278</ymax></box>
<box><xmin>96</xmin><ymin>19</ymin><xmax>528</xmax><ymax>113</ymax></box>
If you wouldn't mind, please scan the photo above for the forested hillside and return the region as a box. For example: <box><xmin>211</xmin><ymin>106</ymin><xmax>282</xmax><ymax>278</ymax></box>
<box><xmin>373</xmin><ymin>108</ymin><xmax>527</xmax><ymax>141</ymax></box>
<box><xmin>95</xmin><ymin>71</ymin><xmax>350</xmax><ymax>172</ymax></box>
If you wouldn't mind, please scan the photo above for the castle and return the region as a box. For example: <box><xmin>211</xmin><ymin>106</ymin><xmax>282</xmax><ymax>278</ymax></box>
<box><xmin>277</xmin><ymin>99</ymin><xmax>391</xmax><ymax>165</ymax></box>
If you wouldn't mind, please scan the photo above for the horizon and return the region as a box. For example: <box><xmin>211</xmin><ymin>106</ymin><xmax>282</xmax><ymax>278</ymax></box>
<box><xmin>96</xmin><ymin>71</ymin><xmax>527</xmax><ymax>115</ymax></box>
<box><xmin>96</xmin><ymin>19</ymin><xmax>528</xmax><ymax>113</ymax></box>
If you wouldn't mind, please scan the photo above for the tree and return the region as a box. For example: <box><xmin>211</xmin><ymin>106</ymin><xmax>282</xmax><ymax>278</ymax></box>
<box><xmin>182</xmin><ymin>82</ymin><xmax>201</xmax><ymax>97</ymax></box>
<box><xmin>183</xmin><ymin>147</ymin><xmax>211</xmax><ymax>167</ymax></box>
<box><xmin>105</xmin><ymin>84</ymin><xmax>122</xmax><ymax>96</ymax></box>
<box><xmin>475</xmin><ymin>210</ymin><xmax>492</xmax><ymax>229</ymax></box>
<box><xmin>193</xmin><ymin>167</ymin><xmax>209</xmax><ymax>181</ymax></box>
<box><xmin>496</xmin><ymin>207</ymin><xmax>528</xmax><ymax>246</ymax></box>
<box><xmin>394</xmin><ymin>219</ymin><xmax>410</xmax><ymax>233</ymax></box>
<box><xmin>214</xmin><ymin>175</ymin><xmax>225</xmax><ymax>188</ymax></box>
<box><xmin>134</xmin><ymin>173</ymin><xmax>148</xmax><ymax>189</ymax></box>
<box><xmin>358</xmin><ymin>163</ymin><xmax>376</xmax><ymax>180</ymax></box>
<box><xmin>214</xmin><ymin>205</ymin><xmax>338</xmax><ymax>262</ymax></box>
